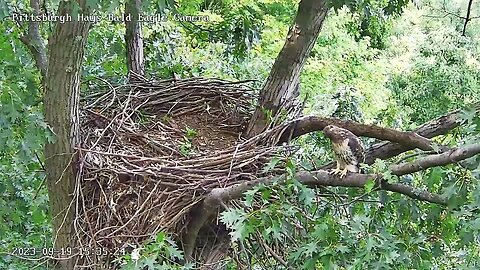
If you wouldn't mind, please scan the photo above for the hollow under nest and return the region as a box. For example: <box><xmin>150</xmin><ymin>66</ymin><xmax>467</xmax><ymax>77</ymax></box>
<box><xmin>77</xmin><ymin>77</ymin><xmax>290</xmax><ymax>266</ymax></box>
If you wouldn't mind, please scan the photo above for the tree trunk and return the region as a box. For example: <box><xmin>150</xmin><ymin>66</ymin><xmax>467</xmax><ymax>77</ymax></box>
<box><xmin>43</xmin><ymin>1</ymin><xmax>90</xmax><ymax>268</ymax></box>
<box><xmin>246</xmin><ymin>0</ymin><xmax>329</xmax><ymax>137</ymax></box>
<box><xmin>125</xmin><ymin>0</ymin><xmax>145</xmax><ymax>81</ymax></box>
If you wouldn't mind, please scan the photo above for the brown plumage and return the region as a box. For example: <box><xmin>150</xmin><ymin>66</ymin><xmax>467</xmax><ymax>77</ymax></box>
<box><xmin>323</xmin><ymin>125</ymin><xmax>365</xmax><ymax>177</ymax></box>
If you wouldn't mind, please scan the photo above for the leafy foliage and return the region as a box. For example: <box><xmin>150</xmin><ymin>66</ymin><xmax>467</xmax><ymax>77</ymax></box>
<box><xmin>0</xmin><ymin>18</ymin><xmax>51</xmax><ymax>270</ymax></box>
<box><xmin>388</xmin><ymin>29</ymin><xmax>480</xmax><ymax>125</ymax></box>
<box><xmin>118</xmin><ymin>232</ymin><xmax>192</xmax><ymax>270</ymax></box>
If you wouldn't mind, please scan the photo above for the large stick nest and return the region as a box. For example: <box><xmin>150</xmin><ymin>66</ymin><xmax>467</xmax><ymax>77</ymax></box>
<box><xmin>77</xmin><ymin>77</ymin><xmax>288</xmax><ymax>265</ymax></box>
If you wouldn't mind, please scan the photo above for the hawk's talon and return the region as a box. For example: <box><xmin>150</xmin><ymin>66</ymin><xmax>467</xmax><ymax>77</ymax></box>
<box><xmin>329</xmin><ymin>168</ymin><xmax>342</xmax><ymax>175</ymax></box>
<box><xmin>329</xmin><ymin>168</ymin><xmax>348</xmax><ymax>178</ymax></box>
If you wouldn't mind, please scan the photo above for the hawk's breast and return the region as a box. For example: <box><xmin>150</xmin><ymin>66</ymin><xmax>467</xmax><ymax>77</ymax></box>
<box><xmin>333</xmin><ymin>140</ymin><xmax>359</xmax><ymax>165</ymax></box>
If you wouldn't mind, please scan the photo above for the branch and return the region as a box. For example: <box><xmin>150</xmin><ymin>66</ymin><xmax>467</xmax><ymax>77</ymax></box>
<box><xmin>391</xmin><ymin>143</ymin><xmax>480</xmax><ymax>175</ymax></box>
<box><xmin>320</xmin><ymin>110</ymin><xmax>465</xmax><ymax>169</ymax></box>
<box><xmin>279</xmin><ymin>116</ymin><xmax>435</xmax><ymax>151</ymax></box>
<box><xmin>365</xmin><ymin>110</ymin><xmax>466</xmax><ymax>163</ymax></box>
<box><xmin>182</xmin><ymin>203</ymin><xmax>217</xmax><ymax>261</ymax></box>
<box><xmin>297</xmin><ymin>171</ymin><xmax>446</xmax><ymax>205</ymax></box>
<box><xmin>462</xmin><ymin>0</ymin><xmax>474</xmax><ymax>36</ymax></box>
<box><xmin>19</xmin><ymin>0</ymin><xmax>47</xmax><ymax>78</ymax></box>
<box><xmin>206</xmin><ymin>171</ymin><xmax>446</xmax><ymax>205</ymax></box>
<box><xmin>431</xmin><ymin>6</ymin><xmax>467</xmax><ymax>20</ymax></box>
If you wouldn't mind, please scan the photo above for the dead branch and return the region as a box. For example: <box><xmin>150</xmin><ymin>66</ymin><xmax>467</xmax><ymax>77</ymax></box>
<box><xmin>279</xmin><ymin>115</ymin><xmax>436</xmax><ymax>151</ymax></box>
<box><xmin>428</xmin><ymin>1</ymin><xmax>479</xmax><ymax>36</ymax></box>
<box><xmin>19</xmin><ymin>0</ymin><xmax>47</xmax><ymax>78</ymax></box>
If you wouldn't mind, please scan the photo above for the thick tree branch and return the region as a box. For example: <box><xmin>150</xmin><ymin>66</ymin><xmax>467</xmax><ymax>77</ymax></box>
<box><xmin>297</xmin><ymin>171</ymin><xmax>446</xmax><ymax>205</ymax></box>
<box><xmin>19</xmin><ymin>0</ymin><xmax>47</xmax><ymax>78</ymax></box>
<box><xmin>320</xmin><ymin>110</ymin><xmax>465</xmax><ymax>168</ymax></box>
<box><xmin>391</xmin><ymin>143</ymin><xmax>480</xmax><ymax>175</ymax></box>
<box><xmin>206</xmin><ymin>171</ymin><xmax>446</xmax><ymax>206</ymax></box>
<box><xmin>364</xmin><ymin>110</ymin><xmax>466</xmax><ymax>163</ymax></box>
<box><xmin>44</xmin><ymin>1</ymin><xmax>91</xmax><ymax>268</ymax></box>
<box><xmin>125</xmin><ymin>0</ymin><xmax>145</xmax><ymax>81</ymax></box>
<box><xmin>182</xmin><ymin>203</ymin><xmax>216</xmax><ymax>261</ymax></box>
<box><xmin>279</xmin><ymin>116</ymin><xmax>435</xmax><ymax>151</ymax></box>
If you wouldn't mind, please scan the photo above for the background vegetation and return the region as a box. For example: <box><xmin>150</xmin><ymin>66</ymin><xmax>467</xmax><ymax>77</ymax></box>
<box><xmin>1</xmin><ymin>0</ymin><xmax>479</xmax><ymax>269</ymax></box>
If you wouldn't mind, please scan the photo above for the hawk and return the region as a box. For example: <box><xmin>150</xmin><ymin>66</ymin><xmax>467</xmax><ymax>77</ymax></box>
<box><xmin>323</xmin><ymin>125</ymin><xmax>365</xmax><ymax>178</ymax></box>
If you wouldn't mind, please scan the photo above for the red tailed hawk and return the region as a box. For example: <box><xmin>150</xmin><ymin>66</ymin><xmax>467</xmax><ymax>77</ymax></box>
<box><xmin>323</xmin><ymin>125</ymin><xmax>365</xmax><ymax>178</ymax></box>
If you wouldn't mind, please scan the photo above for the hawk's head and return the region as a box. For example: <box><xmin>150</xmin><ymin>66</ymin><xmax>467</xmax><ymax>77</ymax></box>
<box><xmin>323</xmin><ymin>125</ymin><xmax>340</xmax><ymax>139</ymax></box>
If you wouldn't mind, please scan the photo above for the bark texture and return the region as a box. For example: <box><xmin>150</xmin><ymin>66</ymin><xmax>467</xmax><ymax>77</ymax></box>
<box><xmin>43</xmin><ymin>1</ymin><xmax>90</xmax><ymax>268</ymax></box>
<box><xmin>246</xmin><ymin>0</ymin><xmax>329</xmax><ymax>136</ymax></box>
<box><xmin>390</xmin><ymin>143</ymin><xmax>480</xmax><ymax>175</ymax></box>
<box><xmin>125</xmin><ymin>0</ymin><xmax>145</xmax><ymax>81</ymax></box>
<box><xmin>363</xmin><ymin>110</ymin><xmax>463</xmax><ymax>164</ymax></box>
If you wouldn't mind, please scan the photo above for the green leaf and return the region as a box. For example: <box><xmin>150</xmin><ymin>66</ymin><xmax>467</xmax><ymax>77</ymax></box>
<box><xmin>431</xmin><ymin>142</ymin><xmax>441</xmax><ymax>153</ymax></box>
<box><xmin>441</xmin><ymin>184</ymin><xmax>457</xmax><ymax>200</ymax></box>
<box><xmin>243</xmin><ymin>188</ymin><xmax>256</xmax><ymax>207</ymax></box>
<box><xmin>364</xmin><ymin>179</ymin><xmax>376</xmax><ymax>193</ymax></box>
<box><xmin>220</xmin><ymin>208</ymin><xmax>245</xmax><ymax>227</ymax></box>
<box><xmin>262</xmin><ymin>157</ymin><xmax>280</xmax><ymax>173</ymax></box>
<box><xmin>336</xmin><ymin>245</ymin><xmax>350</xmax><ymax>254</ymax></box>
<box><xmin>165</xmin><ymin>245</ymin><xmax>183</xmax><ymax>260</ymax></box>
<box><xmin>31</xmin><ymin>208</ymin><xmax>44</xmax><ymax>225</ymax></box>
<box><xmin>230</xmin><ymin>221</ymin><xmax>247</xmax><ymax>242</ymax></box>
<box><xmin>143</xmin><ymin>256</ymin><xmax>157</xmax><ymax>269</ymax></box>
<box><xmin>156</xmin><ymin>231</ymin><xmax>165</xmax><ymax>243</ymax></box>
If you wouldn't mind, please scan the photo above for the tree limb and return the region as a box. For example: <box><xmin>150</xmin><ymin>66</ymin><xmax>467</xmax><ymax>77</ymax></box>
<box><xmin>462</xmin><ymin>0</ymin><xmax>474</xmax><ymax>36</ymax></box>
<box><xmin>125</xmin><ymin>0</ymin><xmax>145</xmax><ymax>81</ymax></box>
<box><xmin>246</xmin><ymin>0</ymin><xmax>329</xmax><ymax>136</ymax></box>
<box><xmin>279</xmin><ymin>116</ymin><xmax>435</xmax><ymax>151</ymax></box>
<box><xmin>182</xmin><ymin>203</ymin><xmax>216</xmax><ymax>261</ymax></box>
<box><xmin>206</xmin><ymin>171</ymin><xmax>446</xmax><ymax>206</ymax></box>
<box><xmin>320</xmin><ymin>110</ymin><xmax>465</xmax><ymax>168</ymax></box>
<box><xmin>391</xmin><ymin>143</ymin><xmax>480</xmax><ymax>175</ymax></box>
<box><xmin>365</xmin><ymin>110</ymin><xmax>467</xmax><ymax>163</ymax></box>
<box><xmin>297</xmin><ymin>171</ymin><xmax>446</xmax><ymax>205</ymax></box>
<box><xmin>19</xmin><ymin>0</ymin><xmax>47</xmax><ymax>78</ymax></box>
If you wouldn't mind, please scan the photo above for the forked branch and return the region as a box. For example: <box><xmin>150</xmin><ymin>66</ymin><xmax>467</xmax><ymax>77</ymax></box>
<box><xmin>206</xmin><ymin>170</ymin><xmax>445</xmax><ymax>206</ymax></box>
<box><xmin>185</xmin><ymin>109</ymin><xmax>477</xmax><ymax>260</ymax></box>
